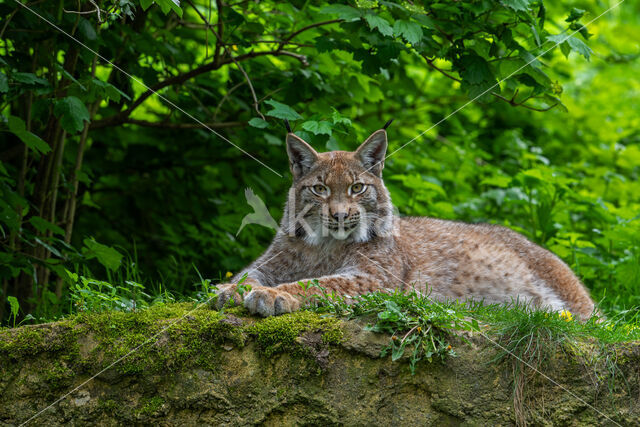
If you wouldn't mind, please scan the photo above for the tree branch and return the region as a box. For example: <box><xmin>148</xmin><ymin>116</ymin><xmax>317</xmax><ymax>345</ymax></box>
<box><xmin>420</xmin><ymin>54</ymin><xmax>557</xmax><ymax>112</ymax></box>
<box><xmin>422</xmin><ymin>55</ymin><xmax>461</xmax><ymax>82</ymax></box>
<box><xmin>490</xmin><ymin>93</ymin><xmax>558</xmax><ymax>112</ymax></box>
<box><xmin>93</xmin><ymin>3</ymin><xmax>317</xmax><ymax>129</ymax></box>
<box><xmin>280</xmin><ymin>19</ymin><xmax>343</xmax><ymax>45</ymax></box>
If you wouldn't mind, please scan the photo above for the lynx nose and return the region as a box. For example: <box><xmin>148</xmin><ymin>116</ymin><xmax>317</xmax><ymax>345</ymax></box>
<box><xmin>332</xmin><ymin>211</ymin><xmax>348</xmax><ymax>221</ymax></box>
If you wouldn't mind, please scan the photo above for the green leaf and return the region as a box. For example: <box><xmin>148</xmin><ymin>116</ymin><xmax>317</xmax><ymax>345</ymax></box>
<box><xmin>78</xmin><ymin>19</ymin><xmax>97</xmax><ymax>41</ymax></box>
<box><xmin>264</xmin><ymin>133</ymin><xmax>282</xmax><ymax>146</ymax></box>
<box><xmin>542</xmin><ymin>94</ymin><xmax>567</xmax><ymax>112</ymax></box>
<box><xmin>7</xmin><ymin>115</ymin><xmax>51</xmax><ymax>154</ymax></box>
<box><xmin>326</xmin><ymin>137</ymin><xmax>341</xmax><ymax>151</ymax></box>
<box><xmin>547</xmin><ymin>34</ymin><xmax>591</xmax><ymax>60</ymax></box>
<box><xmin>565</xmin><ymin>8</ymin><xmax>585</xmax><ymax>22</ymax></box>
<box><xmin>265</xmin><ymin>100</ymin><xmax>303</xmax><ymax>120</ymax></box>
<box><xmin>302</xmin><ymin>120</ymin><xmax>332</xmax><ymax>136</ymax></box>
<box><xmin>7</xmin><ymin>296</ymin><xmax>19</xmax><ymax>317</ymax></box>
<box><xmin>391</xmin><ymin>343</ymin><xmax>405</xmax><ymax>361</ymax></box>
<box><xmin>7</xmin><ymin>115</ymin><xmax>26</xmax><ymax>133</ymax></box>
<box><xmin>35</xmin><ymin>237</ymin><xmax>61</xmax><ymax>257</ymax></box>
<box><xmin>500</xmin><ymin>0</ymin><xmax>532</xmax><ymax>12</ymax></box>
<box><xmin>546</xmin><ymin>34</ymin><xmax>567</xmax><ymax>45</ymax></box>
<box><xmin>319</xmin><ymin>5</ymin><xmax>362</xmax><ymax>21</ymax></box>
<box><xmin>566</xmin><ymin>36</ymin><xmax>592</xmax><ymax>60</ymax></box>
<box><xmin>16</xmin><ymin>131</ymin><xmax>51</xmax><ymax>154</ymax></box>
<box><xmin>412</xmin><ymin>14</ymin><xmax>435</xmax><ymax>29</ymax></box>
<box><xmin>140</xmin><ymin>0</ymin><xmax>154</xmax><ymax>10</ymax></box>
<box><xmin>393</xmin><ymin>20</ymin><xmax>422</xmax><ymax>45</ymax></box>
<box><xmin>0</xmin><ymin>72</ymin><xmax>8</xmax><ymax>93</ymax></box>
<box><xmin>83</xmin><ymin>238</ymin><xmax>123</xmax><ymax>271</ymax></box>
<box><xmin>29</xmin><ymin>216</ymin><xmax>65</xmax><ymax>236</ymax></box>
<box><xmin>459</xmin><ymin>54</ymin><xmax>494</xmax><ymax>84</ymax></box>
<box><xmin>155</xmin><ymin>0</ymin><xmax>183</xmax><ymax>17</ymax></box>
<box><xmin>570</xmin><ymin>23</ymin><xmax>592</xmax><ymax>40</ymax></box>
<box><xmin>481</xmin><ymin>175</ymin><xmax>513</xmax><ymax>188</ymax></box>
<box><xmin>12</xmin><ymin>72</ymin><xmax>48</xmax><ymax>86</ymax></box>
<box><xmin>248</xmin><ymin>118</ymin><xmax>270</xmax><ymax>129</ymax></box>
<box><xmin>54</xmin><ymin>96</ymin><xmax>90</xmax><ymax>133</ymax></box>
<box><xmin>92</xmin><ymin>79</ymin><xmax>131</xmax><ymax>102</ymax></box>
<box><xmin>499</xmin><ymin>57</ymin><xmax>550</xmax><ymax>87</ymax></box>
<box><xmin>364</xmin><ymin>13</ymin><xmax>393</xmax><ymax>37</ymax></box>
<box><xmin>55</xmin><ymin>63</ymin><xmax>87</xmax><ymax>91</ymax></box>
<box><xmin>331</xmin><ymin>110</ymin><xmax>352</xmax><ymax>125</ymax></box>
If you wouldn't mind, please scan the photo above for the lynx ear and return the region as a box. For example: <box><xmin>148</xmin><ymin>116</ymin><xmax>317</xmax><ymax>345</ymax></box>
<box><xmin>356</xmin><ymin>129</ymin><xmax>388</xmax><ymax>177</ymax></box>
<box><xmin>286</xmin><ymin>133</ymin><xmax>318</xmax><ymax>179</ymax></box>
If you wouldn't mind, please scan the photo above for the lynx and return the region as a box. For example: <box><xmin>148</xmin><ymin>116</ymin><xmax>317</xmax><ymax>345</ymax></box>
<box><xmin>215</xmin><ymin>125</ymin><xmax>596</xmax><ymax>319</ymax></box>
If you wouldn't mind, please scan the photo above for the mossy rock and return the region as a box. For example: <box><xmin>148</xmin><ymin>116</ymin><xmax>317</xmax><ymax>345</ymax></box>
<box><xmin>0</xmin><ymin>303</ymin><xmax>638</xmax><ymax>425</ymax></box>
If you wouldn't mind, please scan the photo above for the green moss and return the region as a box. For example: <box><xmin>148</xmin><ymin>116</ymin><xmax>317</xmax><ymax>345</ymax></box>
<box><xmin>44</xmin><ymin>361</ymin><xmax>74</xmax><ymax>389</ymax></box>
<box><xmin>0</xmin><ymin>304</ymin><xmax>345</xmax><ymax>380</ymax></box>
<box><xmin>0</xmin><ymin>328</ymin><xmax>44</xmax><ymax>358</ymax></box>
<box><xmin>221</xmin><ymin>305</ymin><xmax>250</xmax><ymax>317</ymax></box>
<box><xmin>0</xmin><ymin>321</ymin><xmax>80</xmax><ymax>361</ymax></box>
<box><xmin>250</xmin><ymin>311</ymin><xmax>343</xmax><ymax>357</ymax></box>
<box><xmin>98</xmin><ymin>398</ymin><xmax>119</xmax><ymax>414</ymax></box>
<box><xmin>137</xmin><ymin>396</ymin><xmax>165</xmax><ymax>416</ymax></box>
<box><xmin>77</xmin><ymin>303</ymin><xmax>247</xmax><ymax>374</ymax></box>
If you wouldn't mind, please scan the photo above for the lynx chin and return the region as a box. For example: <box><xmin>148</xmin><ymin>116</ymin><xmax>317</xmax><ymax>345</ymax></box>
<box><xmin>215</xmin><ymin>125</ymin><xmax>596</xmax><ymax>320</ymax></box>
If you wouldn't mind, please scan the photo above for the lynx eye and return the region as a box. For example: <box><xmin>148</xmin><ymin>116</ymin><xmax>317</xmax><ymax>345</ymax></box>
<box><xmin>350</xmin><ymin>183</ymin><xmax>366</xmax><ymax>194</ymax></box>
<box><xmin>311</xmin><ymin>184</ymin><xmax>328</xmax><ymax>196</ymax></box>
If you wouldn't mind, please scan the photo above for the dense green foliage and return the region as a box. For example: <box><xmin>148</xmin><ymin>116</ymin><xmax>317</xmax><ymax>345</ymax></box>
<box><xmin>0</xmin><ymin>0</ymin><xmax>639</xmax><ymax>324</ymax></box>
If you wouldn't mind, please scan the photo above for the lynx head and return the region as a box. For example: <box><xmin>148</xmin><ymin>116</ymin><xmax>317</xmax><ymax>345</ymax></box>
<box><xmin>281</xmin><ymin>127</ymin><xmax>394</xmax><ymax>245</ymax></box>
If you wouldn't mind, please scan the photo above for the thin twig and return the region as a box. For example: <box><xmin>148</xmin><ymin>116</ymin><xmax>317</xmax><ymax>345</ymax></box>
<box><xmin>421</xmin><ymin>54</ymin><xmax>557</xmax><ymax>112</ymax></box>
<box><xmin>63</xmin><ymin>0</ymin><xmax>103</xmax><ymax>23</ymax></box>
<box><xmin>491</xmin><ymin>93</ymin><xmax>558</xmax><ymax>111</ymax></box>
<box><xmin>280</xmin><ymin>19</ymin><xmax>342</xmax><ymax>45</ymax></box>
<box><xmin>213</xmin><ymin>80</ymin><xmax>246</xmax><ymax>120</ymax></box>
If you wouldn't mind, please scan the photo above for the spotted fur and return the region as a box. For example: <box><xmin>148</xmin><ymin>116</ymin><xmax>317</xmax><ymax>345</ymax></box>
<box><xmin>215</xmin><ymin>128</ymin><xmax>596</xmax><ymax>319</ymax></box>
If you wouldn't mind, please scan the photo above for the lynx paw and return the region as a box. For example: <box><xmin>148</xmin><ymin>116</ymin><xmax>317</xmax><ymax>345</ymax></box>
<box><xmin>212</xmin><ymin>283</ymin><xmax>242</xmax><ymax>310</ymax></box>
<box><xmin>243</xmin><ymin>287</ymin><xmax>300</xmax><ymax>317</ymax></box>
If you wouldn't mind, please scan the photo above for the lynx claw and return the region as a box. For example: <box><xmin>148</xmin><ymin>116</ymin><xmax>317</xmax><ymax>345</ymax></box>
<box><xmin>244</xmin><ymin>287</ymin><xmax>300</xmax><ymax>317</ymax></box>
<box><xmin>212</xmin><ymin>283</ymin><xmax>242</xmax><ymax>310</ymax></box>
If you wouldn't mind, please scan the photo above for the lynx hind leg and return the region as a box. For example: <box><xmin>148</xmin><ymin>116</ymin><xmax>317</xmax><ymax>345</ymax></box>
<box><xmin>212</xmin><ymin>283</ymin><xmax>242</xmax><ymax>310</ymax></box>
<box><xmin>244</xmin><ymin>286</ymin><xmax>300</xmax><ymax>317</ymax></box>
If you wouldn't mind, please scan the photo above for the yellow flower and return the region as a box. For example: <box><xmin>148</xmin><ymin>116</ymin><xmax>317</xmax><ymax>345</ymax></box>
<box><xmin>225</xmin><ymin>271</ymin><xmax>233</xmax><ymax>279</ymax></box>
<box><xmin>559</xmin><ymin>310</ymin><xmax>573</xmax><ymax>321</ymax></box>
<box><xmin>231</xmin><ymin>44</ymin><xmax>238</xmax><ymax>51</ymax></box>
<box><xmin>446</xmin><ymin>345</ymin><xmax>452</xmax><ymax>351</ymax></box>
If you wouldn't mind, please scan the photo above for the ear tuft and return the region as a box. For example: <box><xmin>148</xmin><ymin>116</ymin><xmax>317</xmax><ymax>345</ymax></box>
<box><xmin>286</xmin><ymin>134</ymin><xmax>318</xmax><ymax>179</ymax></box>
<box><xmin>356</xmin><ymin>130</ymin><xmax>388</xmax><ymax>177</ymax></box>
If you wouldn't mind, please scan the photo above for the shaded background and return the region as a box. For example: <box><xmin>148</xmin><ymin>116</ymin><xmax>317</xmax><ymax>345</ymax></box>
<box><xmin>1</xmin><ymin>0</ymin><xmax>639</xmax><ymax>323</ymax></box>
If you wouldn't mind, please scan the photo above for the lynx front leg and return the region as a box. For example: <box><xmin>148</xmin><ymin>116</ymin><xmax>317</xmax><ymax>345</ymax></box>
<box><xmin>243</xmin><ymin>274</ymin><xmax>383</xmax><ymax>317</ymax></box>
<box><xmin>213</xmin><ymin>277</ymin><xmax>261</xmax><ymax>310</ymax></box>
<box><xmin>243</xmin><ymin>285</ymin><xmax>301</xmax><ymax>317</ymax></box>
